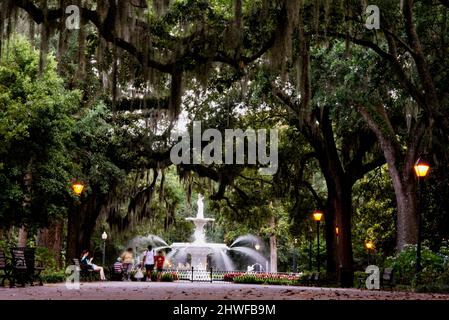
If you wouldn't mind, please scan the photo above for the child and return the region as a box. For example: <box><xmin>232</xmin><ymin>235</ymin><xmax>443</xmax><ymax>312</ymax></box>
<box><xmin>155</xmin><ymin>250</ymin><xmax>165</xmax><ymax>281</ymax></box>
<box><xmin>113</xmin><ymin>257</ymin><xmax>124</xmax><ymax>281</ymax></box>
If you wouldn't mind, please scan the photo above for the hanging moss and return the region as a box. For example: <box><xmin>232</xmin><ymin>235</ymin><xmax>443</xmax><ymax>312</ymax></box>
<box><xmin>39</xmin><ymin>0</ymin><xmax>49</xmax><ymax>75</ymax></box>
<box><xmin>323</xmin><ymin>0</ymin><xmax>330</xmax><ymax>42</ymax></box>
<box><xmin>76</xmin><ymin>1</ymin><xmax>86</xmax><ymax>86</ymax></box>
<box><xmin>152</xmin><ymin>0</ymin><xmax>171</xmax><ymax>18</ymax></box>
<box><xmin>269</xmin><ymin>0</ymin><xmax>300</xmax><ymax>78</ymax></box>
<box><xmin>159</xmin><ymin>169</ymin><xmax>165</xmax><ymax>202</ymax></box>
<box><xmin>169</xmin><ymin>70</ymin><xmax>183</xmax><ymax>118</ymax></box>
<box><xmin>0</xmin><ymin>1</ymin><xmax>18</xmax><ymax>62</ymax></box>
<box><xmin>314</xmin><ymin>0</ymin><xmax>320</xmax><ymax>35</ymax></box>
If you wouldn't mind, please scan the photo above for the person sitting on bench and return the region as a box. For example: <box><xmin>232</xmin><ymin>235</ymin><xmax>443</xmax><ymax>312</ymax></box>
<box><xmin>81</xmin><ymin>250</ymin><xmax>106</xmax><ymax>281</ymax></box>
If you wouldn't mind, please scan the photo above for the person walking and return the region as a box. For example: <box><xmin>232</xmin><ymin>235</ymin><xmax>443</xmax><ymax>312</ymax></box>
<box><xmin>155</xmin><ymin>250</ymin><xmax>165</xmax><ymax>282</ymax></box>
<box><xmin>120</xmin><ymin>248</ymin><xmax>134</xmax><ymax>281</ymax></box>
<box><xmin>142</xmin><ymin>245</ymin><xmax>155</xmax><ymax>282</ymax></box>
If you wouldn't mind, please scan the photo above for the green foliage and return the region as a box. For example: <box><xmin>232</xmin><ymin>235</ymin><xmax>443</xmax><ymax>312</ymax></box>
<box><xmin>385</xmin><ymin>244</ymin><xmax>448</xmax><ymax>287</ymax></box>
<box><xmin>35</xmin><ymin>247</ymin><xmax>61</xmax><ymax>272</ymax></box>
<box><xmin>0</xmin><ymin>36</ymin><xmax>80</xmax><ymax>228</ymax></box>
<box><xmin>160</xmin><ymin>272</ymin><xmax>178</xmax><ymax>282</ymax></box>
<box><xmin>233</xmin><ymin>273</ymin><xmax>300</xmax><ymax>286</ymax></box>
<box><xmin>41</xmin><ymin>271</ymin><xmax>67</xmax><ymax>284</ymax></box>
<box><xmin>352</xmin><ymin>166</ymin><xmax>396</xmax><ymax>267</ymax></box>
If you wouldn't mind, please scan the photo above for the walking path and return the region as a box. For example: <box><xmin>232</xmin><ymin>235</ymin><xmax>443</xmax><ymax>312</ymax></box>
<box><xmin>1</xmin><ymin>281</ymin><xmax>448</xmax><ymax>300</ymax></box>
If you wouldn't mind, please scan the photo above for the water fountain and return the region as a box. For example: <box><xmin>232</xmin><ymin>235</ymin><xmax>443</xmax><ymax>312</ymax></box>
<box><xmin>127</xmin><ymin>194</ymin><xmax>268</xmax><ymax>273</ymax></box>
<box><xmin>170</xmin><ymin>194</ymin><xmax>230</xmax><ymax>270</ymax></box>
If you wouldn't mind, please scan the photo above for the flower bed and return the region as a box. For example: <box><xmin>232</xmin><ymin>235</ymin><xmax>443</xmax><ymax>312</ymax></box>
<box><xmin>148</xmin><ymin>271</ymin><xmax>179</xmax><ymax>282</ymax></box>
<box><xmin>230</xmin><ymin>273</ymin><xmax>301</xmax><ymax>286</ymax></box>
<box><xmin>223</xmin><ymin>272</ymin><xmax>245</xmax><ymax>282</ymax></box>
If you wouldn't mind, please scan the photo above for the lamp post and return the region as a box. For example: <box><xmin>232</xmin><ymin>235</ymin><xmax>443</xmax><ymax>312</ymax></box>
<box><xmin>312</xmin><ymin>210</ymin><xmax>324</xmax><ymax>273</ymax></box>
<box><xmin>293</xmin><ymin>238</ymin><xmax>298</xmax><ymax>273</ymax></box>
<box><xmin>365</xmin><ymin>241</ymin><xmax>374</xmax><ymax>265</ymax></box>
<box><xmin>336</xmin><ymin>226</ymin><xmax>339</xmax><ymax>246</ymax></box>
<box><xmin>72</xmin><ymin>182</ymin><xmax>84</xmax><ymax>196</ymax></box>
<box><xmin>308</xmin><ymin>226</ymin><xmax>313</xmax><ymax>271</ymax></box>
<box><xmin>414</xmin><ymin>157</ymin><xmax>430</xmax><ymax>276</ymax></box>
<box><xmin>101</xmin><ymin>231</ymin><xmax>108</xmax><ymax>266</ymax></box>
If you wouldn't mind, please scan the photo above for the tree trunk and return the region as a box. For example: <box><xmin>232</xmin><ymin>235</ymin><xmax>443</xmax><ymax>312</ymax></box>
<box><xmin>324</xmin><ymin>200</ymin><xmax>337</xmax><ymax>276</ymax></box>
<box><xmin>66</xmin><ymin>206</ymin><xmax>78</xmax><ymax>262</ymax></box>
<box><xmin>19</xmin><ymin>159</ymin><xmax>33</xmax><ymax>248</ymax></box>
<box><xmin>323</xmin><ymin>171</ymin><xmax>354</xmax><ymax>287</ymax></box>
<box><xmin>37</xmin><ymin>221</ymin><xmax>64</xmax><ymax>268</ymax></box>
<box><xmin>358</xmin><ymin>106</ymin><xmax>421</xmax><ymax>251</ymax></box>
<box><xmin>312</xmin><ymin>120</ymin><xmax>354</xmax><ymax>287</ymax></box>
<box><xmin>36</xmin><ymin>227</ymin><xmax>48</xmax><ymax>246</ymax></box>
<box><xmin>18</xmin><ymin>226</ymin><xmax>28</xmax><ymax>247</ymax></box>
<box><xmin>334</xmin><ymin>183</ymin><xmax>354</xmax><ymax>287</ymax></box>
<box><xmin>66</xmin><ymin>193</ymin><xmax>107</xmax><ymax>263</ymax></box>
<box><xmin>269</xmin><ymin>217</ymin><xmax>277</xmax><ymax>273</ymax></box>
<box><xmin>387</xmin><ymin>162</ymin><xmax>418</xmax><ymax>250</ymax></box>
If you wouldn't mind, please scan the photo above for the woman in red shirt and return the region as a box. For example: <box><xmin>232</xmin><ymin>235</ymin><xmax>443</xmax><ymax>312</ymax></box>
<box><xmin>155</xmin><ymin>250</ymin><xmax>165</xmax><ymax>281</ymax></box>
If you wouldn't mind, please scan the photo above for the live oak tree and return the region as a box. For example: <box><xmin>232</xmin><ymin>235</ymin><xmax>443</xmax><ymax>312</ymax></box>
<box><xmin>0</xmin><ymin>36</ymin><xmax>80</xmax><ymax>263</ymax></box>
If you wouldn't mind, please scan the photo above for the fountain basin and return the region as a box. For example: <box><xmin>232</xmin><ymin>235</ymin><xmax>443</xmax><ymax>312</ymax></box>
<box><xmin>170</xmin><ymin>242</ymin><xmax>229</xmax><ymax>270</ymax></box>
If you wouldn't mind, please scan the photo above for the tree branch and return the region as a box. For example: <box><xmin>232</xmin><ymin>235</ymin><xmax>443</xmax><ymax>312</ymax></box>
<box><xmin>322</xmin><ymin>31</ymin><xmax>424</xmax><ymax>107</ymax></box>
<box><xmin>439</xmin><ymin>0</ymin><xmax>449</xmax><ymax>9</ymax></box>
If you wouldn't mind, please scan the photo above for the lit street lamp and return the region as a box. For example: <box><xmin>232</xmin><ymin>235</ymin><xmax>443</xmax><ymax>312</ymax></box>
<box><xmin>365</xmin><ymin>241</ymin><xmax>374</xmax><ymax>265</ymax></box>
<box><xmin>102</xmin><ymin>231</ymin><xmax>108</xmax><ymax>266</ymax></box>
<box><xmin>312</xmin><ymin>210</ymin><xmax>324</xmax><ymax>273</ymax></box>
<box><xmin>72</xmin><ymin>182</ymin><xmax>84</xmax><ymax>196</ymax></box>
<box><xmin>414</xmin><ymin>157</ymin><xmax>430</xmax><ymax>277</ymax></box>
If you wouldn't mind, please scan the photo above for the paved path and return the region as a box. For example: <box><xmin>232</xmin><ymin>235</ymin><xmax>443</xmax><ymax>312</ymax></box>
<box><xmin>1</xmin><ymin>282</ymin><xmax>449</xmax><ymax>300</ymax></box>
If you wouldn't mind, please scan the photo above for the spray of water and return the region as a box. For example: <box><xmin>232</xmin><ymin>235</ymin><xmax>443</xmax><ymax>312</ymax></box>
<box><xmin>230</xmin><ymin>234</ymin><xmax>262</xmax><ymax>248</ymax></box>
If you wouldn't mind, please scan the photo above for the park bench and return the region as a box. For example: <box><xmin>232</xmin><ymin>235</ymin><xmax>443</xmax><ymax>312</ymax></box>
<box><xmin>304</xmin><ymin>272</ymin><xmax>320</xmax><ymax>286</ymax></box>
<box><xmin>310</xmin><ymin>272</ymin><xmax>320</xmax><ymax>286</ymax></box>
<box><xmin>21</xmin><ymin>247</ymin><xmax>44</xmax><ymax>286</ymax></box>
<box><xmin>304</xmin><ymin>273</ymin><xmax>314</xmax><ymax>286</ymax></box>
<box><xmin>357</xmin><ymin>268</ymin><xmax>394</xmax><ymax>290</ymax></box>
<box><xmin>0</xmin><ymin>249</ymin><xmax>11</xmax><ymax>287</ymax></box>
<box><xmin>10</xmin><ymin>248</ymin><xmax>44</xmax><ymax>287</ymax></box>
<box><xmin>73</xmin><ymin>258</ymin><xmax>99</xmax><ymax>281</ymax></box>
<box><xmin>381</xmin><ymin>268</ymin><xmax>394</xmax><ymax>290</ymax></box>
<box><xmin>10</xmin><ymin>248</ymin><xmax>30</xmax><ymax>287</ymax></box>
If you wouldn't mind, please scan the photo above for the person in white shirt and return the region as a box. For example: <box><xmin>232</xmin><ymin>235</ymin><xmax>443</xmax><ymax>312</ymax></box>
<box><xmin>142</xmin><ymin>245</ymin><xmax>155</xmax><ymax>281</ymax></box>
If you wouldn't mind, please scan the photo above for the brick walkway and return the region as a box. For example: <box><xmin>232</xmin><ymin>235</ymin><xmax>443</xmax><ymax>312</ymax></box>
<box><xmin>1</xmin><ymin>281</ymin><xmax>449</xmax><ymax>300</ymax></box>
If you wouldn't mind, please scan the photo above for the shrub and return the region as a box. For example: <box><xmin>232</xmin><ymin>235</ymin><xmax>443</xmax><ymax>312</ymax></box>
<box><xmin>36</xmin><ymin>247</ymin><xmax>61</xmax><ymax>272</ymax></box>
<box><xmin>385</xmin><ymin>244</ymin><xmax>446</xmax><ymax>286</ymax></box>
<box><xmin>161</xmin><ymin>272</ymin><xmax>178</xmax><ymax>282</ymax></box>
<box><xmin>41</xmin><ymin>271</ymin><xmax>66</xmax><ymax>283</ymax></box>
<box><xmin>233</xmin><ymin>273</ymin><xmax>300</xmax><ymax>286</ymax></box>
<box><xmin>353</xmin><ymin>271</ymin><xmax>367</xmax><ymax>288</ymax></box>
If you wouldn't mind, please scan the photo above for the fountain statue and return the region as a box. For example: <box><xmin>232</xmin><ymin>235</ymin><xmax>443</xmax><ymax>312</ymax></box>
<box><xmin>197</xmin><ymin>193</ymin><xmax>204</xmax><ymax>219</ymax></box>
<box><xmin>185</xmin><ymin>194</ymin><xmax>215</xmax><ymax>244</ymax></box>
<box><xmin>171</xmin><ymin>194</ymin><xmax>228</xmax><ymax>272</ymax></box>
